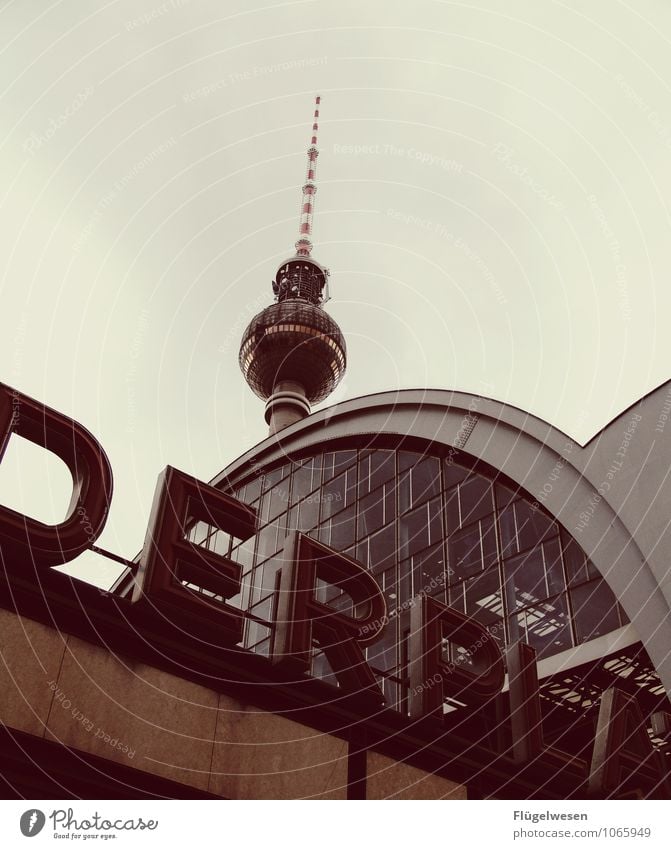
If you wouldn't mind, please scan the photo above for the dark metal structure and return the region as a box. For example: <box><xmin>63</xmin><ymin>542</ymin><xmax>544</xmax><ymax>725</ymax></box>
<box><xmin>239</xmin><ymin>301</ymin><xmax>346</xmax><ymax>405</ymax></box>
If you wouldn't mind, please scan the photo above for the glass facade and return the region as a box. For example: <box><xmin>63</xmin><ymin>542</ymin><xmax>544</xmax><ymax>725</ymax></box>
<box><xmin>188</xmin><ymin>446</ymin><xmax>628</xmax><ymax>711</ymax></box>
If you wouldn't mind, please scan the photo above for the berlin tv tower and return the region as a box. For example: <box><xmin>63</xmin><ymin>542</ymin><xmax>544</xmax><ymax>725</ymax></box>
<box><xmin>239</xmin><ymin>96</ymin><xmax>347</xmax><ymax>435</ymax></box>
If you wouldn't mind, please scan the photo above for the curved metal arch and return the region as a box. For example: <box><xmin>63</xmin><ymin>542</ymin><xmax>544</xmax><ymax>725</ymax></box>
<box><xmin>214</xmin><ymin>385</ymin><xmax>671</xmax><ymax>698</ymax></box>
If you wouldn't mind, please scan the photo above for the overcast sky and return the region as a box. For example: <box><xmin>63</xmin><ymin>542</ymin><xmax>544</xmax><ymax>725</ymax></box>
<box><xmin>1</xmin><ymin>0</ymin><xmax>671</xmax><ymax>586</ymax></box>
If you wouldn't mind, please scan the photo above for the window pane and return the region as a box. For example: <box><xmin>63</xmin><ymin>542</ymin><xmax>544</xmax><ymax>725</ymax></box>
<box><xmin>464</xmin><ymin>568</ymin><xmax>504</xmax><ymax>626</ymax></box>
<box><xmin>399</xmin><ymin>503</ymin><xmax>430</xmax><ymax>559</ymax></box>
<box><xmin>330</xmin><ymin>504</ymin><xmax>356</xmax><ymax>550</ymax></box>
<box><xmin>412</xmin><ymin>543</ymin><xmax>446</xmax><ymax>599</ymax></box>
<box><xmin>256</xmin><ymin>522</ymin><xmax>280</xmax><ymax>561</ymax></box>
<box><xmin>379</xmin><ymin>566</ymin><xmax>399</xmax><ymax>608</ymax></box>
<box><xmin>359</xmin><ymin>487</ymin><xmax>385</xmax><ymax>537</ymax></box>
<box><xmin>517</xmin><ymin>594</ymin><xmax>572</xmax><ymax>658</ymax></box>
<box><xmin>318</xmin><ymin>520</ymin><xmax>331</xmax><ymax>546</ymax></box>
<box><xmin>250</xmin><ymin>593</ymin><xmax>274</xmax><ymax>622</ymax></box>
<box><xmin>230</xmin><ymin>536</ymin><xmax>255</xmax><ymax>571</ymax></box>
<box><xmin>357</xmin><ymin>453</ymin><xmax>371</xmax><ymax>498</ymax></box>
<box><xmin>263</xmin><ymin>466</ymin><xmax>286</xmax><ymax>490</ymax></box>
<box><xmin>259</xmin><ymin>558</ymin><xmax>282</xmax><ymax>597</ymax></box>
<box><xmin>494</xmin><ymin>481</ymin><xmax>518</xmax><ymax>509</ymax></box>
<box><xmin>333</xmin><ymin>450</ymin><xmax>357</xmax><ymax>476</ymax></box>
<box><xmin>399</xmin><ymin>558</ymin><xmax>413</xmax><ymax>604</ymax></box>
<box><xmin>398</xmin><ymin>451</ymin><xmax>422</xmax><ymax>472</ymax></box>
<box><xmin>427</xmin><ymin>496</ymin><xmax>443</xmax><ymax>547</ymax></box>
<box><xmin>444</xmin><ymin>487</ymin><xmax>460</xmax><ymax>534</ymax></box>
<box><xmin>543</xmin><ymin>537</ymin><xmax>565</xmax><ymax>595</ymax></box>
<box><xmin>291</xmin><ymin>462</ymin><xmax>313</xmax><ymax>501</ymax></box>
<box><xmin>211</xmin><ymin>530</ymin><xmax>231</xmax><ymax>556</ymax></box>
<box><xmin>459</xmin><ymin>477</ymin><xmax>493</xmax><ymax>526</ymax></box>
<box><xmin>411</xmin><ymin>457</ymin><xmax>441</xmax><ymax>505</ymax></box>
<box><xmin>448</xmin><ymin>522</ymin><xmax>483</xmax><ymax>581</ymax></box>
<box><xmin>505</xmin><ymin>548</ymin><xmax>546</xmax><ymax>609</ymax></box>
<box><xmin>515</xmin><ymin>500</ymin><xmax>554</xmax><ymax>552</ymax></box>
<box><xmin>562</xmin><ymin>532</ymin><xmax>591</xmax><ymax>586</ymax></box>
<box><xmin>297</xmin><ymin>493</ymin><xmax>320</xmax><ymax>530</ymax></box>
<box><xmin>498</xmin><ymin>503</ymin><xmax>517</xmax><ymax>556</ymax></box>
<box><xmin>367</xmin><ymin>524</ymin><xmax>396</xmax><ymax>571</ymax></box>
<box><xmin>571</xmin><ymin>580</ymin><xmax>622</xmax><ymax>642</ymax></box>
<box><xmin>366</xmin><ymin>619</ymin><xmax>398</xmax><ymax>671</ymax></box>
<box><xmin>245</xmin><ymin>619</ymin><xmax>271</xmax><ymax>648</ymax></box>
<box><xmin>267</xmin><ymin>484</ymin><xmax>289</xmax><ymax>522</ymax></box>
<box><xmin>481</xmin><ymin>515</ymin><xmax>499</xmax><ymax>568</ymax></box>
<box><xmin>448</xmin><ymin>580</ymin><xmax>465</xmax><ymax>611</ymax></box>
<box><xmin>399</xmin><ymin>469</ymin><xmax>411</xmax><ymax>515</ymax></box>
<box><xmin>444</xmin><ymin>459</ymin><xmax>469</xmax><ymax>490</ymax></box>
<box><xmin>369</xmin><ymin>450</ymin><xmax>396</xmax><ymax>490</ymax></box>
<box><xmin>244</xmin><ymin>477</ymin><xmax>262</xmax><ymax>504</ymax></box>
<box><xmin>311</xmin><ymin>651</ymin><xmax>338</xmax><ymax>687</ymax></box>
<box><xmin>322</xmin><ymin>472</ymin><xmax>346</xmax><ymax>519</ymax></box>
<box><xmin>322</xmin><ymin>453</ymin><xmax>336</xmax><ymax>482</ymax></box>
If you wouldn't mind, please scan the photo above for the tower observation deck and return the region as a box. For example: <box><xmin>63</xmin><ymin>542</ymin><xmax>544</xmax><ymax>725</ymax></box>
<box><xmin>239</xmin><ymin>96</ymin><xmax>347</xmax><ymax>435</ymax></box>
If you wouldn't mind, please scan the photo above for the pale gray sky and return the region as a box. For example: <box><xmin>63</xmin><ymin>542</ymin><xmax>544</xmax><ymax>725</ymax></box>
<box><xmin>1</xmin><ymin>0</ymin><xmax>671</xmax><ymax>585</ymax></box>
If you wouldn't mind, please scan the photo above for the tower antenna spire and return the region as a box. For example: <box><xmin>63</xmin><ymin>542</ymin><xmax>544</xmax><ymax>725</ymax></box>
<box><xmin>295</xmin><ymin>95</ymin><xmax>320</xmax><ymax>257</ymax></box>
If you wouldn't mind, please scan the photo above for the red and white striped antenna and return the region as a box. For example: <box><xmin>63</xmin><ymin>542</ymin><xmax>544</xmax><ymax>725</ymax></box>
<box><xmin>295</xmin><ymin>95</ymin><xmax>321</xmax><ymax>257</ymax></box>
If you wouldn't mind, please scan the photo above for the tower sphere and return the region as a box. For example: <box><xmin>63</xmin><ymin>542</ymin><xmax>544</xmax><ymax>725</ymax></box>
<box><xmin>239</xmin><ymin>298</ymin><xmax>346</xmax><ymax>406</ymax></box>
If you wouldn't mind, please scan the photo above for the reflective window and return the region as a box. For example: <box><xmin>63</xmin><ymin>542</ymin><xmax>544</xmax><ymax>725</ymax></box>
<box><xmin>571</xmin><ymin>580</ymin><xmax>624</xmax><ymax>642</ymax></box>
<box><xmin>224</xmin><ymin>444</ymin><xmax>630</xmax><ymax>704</ymax></box>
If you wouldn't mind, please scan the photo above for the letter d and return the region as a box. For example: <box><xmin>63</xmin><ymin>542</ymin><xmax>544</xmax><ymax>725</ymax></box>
<box><xmin>0</xmin><ymin>383</ymin><xmax>112</xmax><ymax>569</ymax></box>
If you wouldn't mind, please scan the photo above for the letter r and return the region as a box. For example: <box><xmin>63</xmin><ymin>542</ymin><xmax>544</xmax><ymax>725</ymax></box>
<box><xmin>271</xmin><ymin>531</ymin><xmax>387</xmax><ymax>703</ymax></box>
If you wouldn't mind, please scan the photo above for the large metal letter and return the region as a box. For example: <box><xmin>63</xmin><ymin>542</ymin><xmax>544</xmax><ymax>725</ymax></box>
<box><xmin>506</xmin><ymin>640</ymin><xmax>544</xmax><ymax>763</ymax></box>
<box><xmin>0</xmin><ymin>382</ymin><xmax>112</xmax><ymax>569</ymax></box>
<box><xmin>589</xmin><ymin>687</ymin><xmax>671</xmax><ymax>798</ymax></box>
<box><xmin>133</xmin><ymin>466</ymin><xmax>256</xmax><ymax>644</ymax></box>
<box><xmin>409</xmin><ymin>594</ymin><xmax>505</xmax><ymax>718</ymax></box>
<box><xmin>271</xmin><ymin>532</ymin><xmax>387</xmax><ymax>702</ymax></box>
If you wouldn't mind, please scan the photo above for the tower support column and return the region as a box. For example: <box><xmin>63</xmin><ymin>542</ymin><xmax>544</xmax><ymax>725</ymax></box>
<box><xmin>264</xmin><ymin>380</ymin><xmax>311</xmax><ymax>434</ymax></box>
